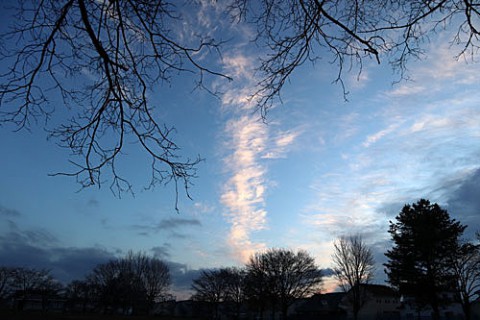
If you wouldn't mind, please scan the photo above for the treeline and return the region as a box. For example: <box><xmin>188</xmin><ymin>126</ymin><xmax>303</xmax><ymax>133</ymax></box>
<box><xmin>0</xmin><ymin>199</ymin><xmax>479</xmax><ymax>320</ymax></box>
<box><xmin>0</xmin><ymin>252</ymin><xmax>170</xmax><ymax>315</ymax></box>
<box><xmin>191</xmin><ymin>249</ymin><xmax>323</xmax><ymax>320</ymax></box>
<box><xmin>188</xmin><ymin>199</ymin><xmax>480</xmax><ymax>320</ymax></box>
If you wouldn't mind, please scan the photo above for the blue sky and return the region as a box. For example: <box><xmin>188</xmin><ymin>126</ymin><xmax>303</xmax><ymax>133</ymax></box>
<box><xmin>1</xmin><ymin>1</ymin><xmax>480</xmax><ymax>298</ymax></box>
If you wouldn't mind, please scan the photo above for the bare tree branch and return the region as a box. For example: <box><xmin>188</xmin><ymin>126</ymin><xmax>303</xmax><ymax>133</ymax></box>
<box><xmin>230</xmin><ymin>0</ymin><xmax>480</xmax><ymax>117</ymax></box>
<box><xmin>0</xmin><ymin>0</ymin><xmax>230</xmax><ymax>207</ymax></box>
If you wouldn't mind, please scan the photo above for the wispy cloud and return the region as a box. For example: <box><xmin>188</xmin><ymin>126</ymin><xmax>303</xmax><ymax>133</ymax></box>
<box><xmin>0</xmin><ymin>205</ymin><xmax>21</xmax><ymax>217</ymax></box>
<box><xmin>221</xmin><ymin>116</ymin><xmax>269</xmax><ymax>262</ymax></box>
<box><xmin>262</xmin><ymin>129</ymin><xmax>302</xmax><ymax>159</ymax></box>
<box><xmin>387</xmin><ymin>83</ymin><xmax>426</xmax><ymax>97</ymax></box>
<box><xmin>301</xmin><ymin>37</ymin><xmax>480</xmax><ymax>278</ymax></box>
<box><xmin>362</xmin><ymin>122</ymin><xmax>402</xmax><ymax>148</ymax></box>
<box><xmin>133</xmin><ymin>218</ymin><xmax>201</xmax><ymax>236</ymax></box>
<box><xmin>157</xmin><ymin>218</ymin><xmax>202</xmax><ymax>229</ymax></box>
<box><xmin>151</xmin><ymin>243</ymin><xmax>172</xmax><ymax>259</ymax></box>
<box><xmin>2</xmin><ymin>220</ymin><xmax>58</xmax><ymax>247</ymax></box>
<box><xmin>218</xmin><ymin>48</ymin><xmax>301</xmax><ymax>262</ymax></box>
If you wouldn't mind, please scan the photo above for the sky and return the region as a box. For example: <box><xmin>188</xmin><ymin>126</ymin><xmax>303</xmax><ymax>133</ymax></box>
<box><xmin>1</xmin><ymin>2</ymin><xmax>480</xmax><ymax>299</ymax></box>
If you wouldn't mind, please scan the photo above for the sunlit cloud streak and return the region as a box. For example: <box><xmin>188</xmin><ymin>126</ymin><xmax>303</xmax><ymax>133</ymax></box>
<box><xmin>219</xmin><ymin>50</ymin><xmax>300</xmax><ymax>262</ymax></box>
<box><xmin>221</xmin><ymin>115</ymin><xmax>269</xmax><ymax>262</ymax></box>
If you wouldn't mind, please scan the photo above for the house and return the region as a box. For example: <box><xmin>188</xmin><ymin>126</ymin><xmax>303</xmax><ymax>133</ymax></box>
<box><xmin>293</xmin><ymin>292</ymin><xmax>347</xmax><ymax>320</ymax></box>
<box><xmin>399</xmin><ymin>292</ymin><xmax>464</xmax><ymax>320</ymax></box>
<box><xmin>339</xmin><ymin>284</ymin><xmax>401</xmax><ymax>320</ymax></box>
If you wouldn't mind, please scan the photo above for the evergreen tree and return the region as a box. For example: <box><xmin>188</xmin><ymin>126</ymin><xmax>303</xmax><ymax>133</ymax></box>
<box><xmin>384</xmin><ymin>199</ymin><xmax>466</xmax><ymax>320</ymax></box>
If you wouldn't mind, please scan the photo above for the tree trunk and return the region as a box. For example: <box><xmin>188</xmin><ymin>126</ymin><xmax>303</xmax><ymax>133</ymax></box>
<box><xmin>281</xmin><ymin>303</ymin><xmax>288</xmax><ymax>320</ymax></box>
<box><xmin>463</xmin><ymin>301</ymin><xmax>472</xmax><ymax>320</ymax></box>
<box><xmin>431</xmin><ymin>291</ymin><xmax>441</xmax><ymax>320</ymax></box>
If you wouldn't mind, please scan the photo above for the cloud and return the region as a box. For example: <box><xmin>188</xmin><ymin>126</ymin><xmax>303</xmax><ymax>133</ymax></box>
<box><xmin>0</xmin><ymin>221</ymin><xmax>203</xmax><ymax>296</ymax></box>
<box><xmin>385</xmin><ymin>38</ymin><xmax>480</xmax><ymax>98</ymax></box>
<box><xmin>301</xmin><ymin>37</ymin><xmax>480</xmax><ymax>287</ymax></box>
<box><xmin>446</xmin><ymin>168</ymin><xmax>480</xmax><ymax>236</ymax></box>
<box><xmin>87</xmin><ymin>198</ymin><xmax>100</xmax><ymax>207</ymax></box>
<box><xmin>221</xmin><ymin>116</ymin><xmax>269</xmax><ymax>262</ymax></box>
<box><xmin>151</xmin><ymin>243</ymin><xmax>172</xmax><ymax>259</ymax></box>
<box><xmin>335</xmin><ymin>112</ymin><xmax>360</xmax><ymax>142</ymax></box>
<box><xmin>0</xmin><ymin>222</ymin><xmax>115</xmax><ymax>283</ymax></box>
<box><xmin>362</xmin><ymin>122</ymin><xmax>402</xmax><ymax>148</ymax></box>
<box><xmin>157</xmin><ymin>218</ymin><xmax>202</xmax><ymax>229</ymax></box>
<box><xmin>133</xmin><ymin>218</ymin><xmax>202</xmax><ymax>236</ymax></box>
<box><xmin>193</xmin><ymin>201</ymin><xmax>215</xmax><ymax>214</ymax></box>
<box><xmin>262</xmin><ymin>129</ymin><xmax>302</xmax><ymax>159</ymax></box>
<box><xmin>218</xmin><ymin>42</ymin><xmax>305</xmax><ymax>262</ymax></box>
<box><xmin>222</xmin><ymin>54</ymin><xmax>255</xmax><ymax>80</ymax></box>
<box><xmin>167</xmin><ymin>262</ymin><xmax>206</xmax><ymax>300</ymax></box>
<box><xmin>50</xmin><ymin>247</ymin><xmax>116</xmax><ymax>282</ymax></box>
<box><xmin>1</xmin><ymin>220</ymin><xmax>58</xmax><ymax>247</ymax></box>
<box><xmin>0</xmin><ymin>205</ymin><xmax>21</xmax><ymax>217</ymax></box>
<box><xmin>420</xmin><ymin>45</ymin><xmax>479</xmax><ymax>85</ymax></box>
<box><xmin>386</xmin><ymin>83</ymin><xmax>426</xmax><ymax>97</ymax></box>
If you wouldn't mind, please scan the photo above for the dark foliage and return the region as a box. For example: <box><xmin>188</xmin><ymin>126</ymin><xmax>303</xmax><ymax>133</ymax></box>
<box><xmin>385</xmin><ymin>199</ymin><xmax>466</xmax><ymax>320</ymax></box>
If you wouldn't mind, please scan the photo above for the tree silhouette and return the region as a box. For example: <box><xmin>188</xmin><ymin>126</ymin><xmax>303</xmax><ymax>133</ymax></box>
<box><xmin>0</xmin><ymin>267</ymin><xmax>13</xmax><ymax>301</ymax></box>
<box><xmin>231</xmin><ymin>0</ymin><xmax>480</xmax><ymax>115</ymax></box>
<box><xmin>245</xmin><ymin>249</ymin><xmax>323</xmax><ymax>320</ymax></box>
<box><xmin>451</xmin><ymin>241</ymin><xmax>480</xmax><ymax>320</ymax></box>
<box><xmin>65</xmin><ymin>280</ymin><xmax>96</xmax><ymax>313</ymax></box>
<box><xmin>385</xmin><ymin>199</ymin><xmax>466</xmax><ymax>320</ymax></box>
<box><xmin>0</xmin><ymin>0</ymin><xmax>229</xmax><ymax>206</ymax></box>
<box><xmin>3</xmin><ymin>1</ymin><xmax>480</xmax><ymax>202</ymax></box>
<box><xmin>87</xmin><ymin>252</ymin><xmax>170</xmax><ymax>314</ymax></box>
<box><xmin>191</xmin><ymin>268</ymin><xmax>232</xmax><ymax>320</ymax></box>
<box><xmin>223</xmin><ymin>267</ymin><xmax>247</xmax><ymax>320</ymax></box>
<box><xmin>9</xmin><ymin>267</ymin><xmax>61</xmax><ymax>312</ymax></box>
<box><xmin>332</xmin><ymin>234</ymin><xmax>375</xmax><ymax>320</ymax></box>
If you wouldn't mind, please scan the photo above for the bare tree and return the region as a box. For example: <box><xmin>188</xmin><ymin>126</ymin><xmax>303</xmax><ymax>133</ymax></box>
<box><xmin>451</xmin><ymin>242</ymin><xmax>480</xmax><ymax>320</ymax></box>
<box><xmin>332</xmin><ymin>234</ymin><xmax>375</xmax><ymax>320</ymax></box>
<box><xmin>123</xmin><ymin>251</ymin><xmax>171</xmax><ymax>309</ymax></box>
<box><xmin>0</xmin><ymin>0</ymin><xmax>230</xmax><ymax>207</ymax></box>
<box><xmin>65</xmin><ymin>280</ymin><xmax>96</xmax><ymax>313</ymax></box>
<box><xmin>87</xmin><ymin>252</ymin><xmax>170</xmax><ymax>314</ymax></box>
<box><xmin>3</xmin><ymin>1</ymin><xmax>480</xmax><ymax>202</ymax></box>
<box><xmin>0</xmin><ymin>267</ymin><xmax>13</xmax><ymax>300</ymax></box>
<box><xmin>246</xmin><ymin>248</ymin><xmax>323</xmax><ymax>320</ymax></box>
<box><xmin>10</xmin><ymin>267</ymin><xmax>60</xmax><ymax>311</ymax></box>
<box><xmin>230</xmin><ymin>0</ymin><xmax>480</xmax><ymax>116</ymax></box>
<box><xmin>191</xmin><ymin>269</ymin><xmax>231</xmax><ymax>319</ymax></box>
<box><xmin>223</xmin><ymin>267</ymin><xmax>247</xmax><ymax>320</ymax></box>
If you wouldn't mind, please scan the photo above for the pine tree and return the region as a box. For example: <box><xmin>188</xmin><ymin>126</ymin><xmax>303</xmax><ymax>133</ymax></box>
<box><xmin>384</xmin><ymin>199</ymin><xmax>466</xmax><ymax>320</ymax></box>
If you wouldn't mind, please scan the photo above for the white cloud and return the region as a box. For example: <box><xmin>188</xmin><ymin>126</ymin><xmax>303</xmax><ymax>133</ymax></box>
<box><xmin>302</xmin><ymin>56</ymin><xmax>480</xmax><ymax>277</ymax></box>
<box><xmin>223</xmin><ymin>54</ymin><xmax>255</xmax><ymax>80</ymax></box>
<box><xmin>363</xmin><ymin>122</ymin><xmax>402</xmax><ymax>147</ymax></box>
<box><xmin>387</xmin><ymin>83</ymin><xmax>426</xmax><ymax>97</ymax></box>
<box><xmin>220</xmin><ymin>116</ymin><xmax>269</xmax><ymax>262</ymax></box>
<box><xmin>262</xmin><ymin>129</ymin><xmax>302</xmax><ymax>159</ymax></box>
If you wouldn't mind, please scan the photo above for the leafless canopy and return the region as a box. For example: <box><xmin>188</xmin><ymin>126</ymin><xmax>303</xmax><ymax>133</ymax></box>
<box><xmin>2</xmin><ymin>1</ymin><xmax>480</xmax><ymax>203</ymax></box>
<box><xmin>231</xmin><ymin>0</ymin><xmax>480</xmax><ymax>116</ymax></box>
<box><xmin>87</xmin><ymin>252</ymin><xmax>170</xmax><ymax>313</ymax></box>
<box><xmin>451</xmin><ymin>242</ymin><xmax>480</xmax><ymax>319</ymax></box>
<box><xmin>332</xmin><ymin>234</ymin><xmax>375</xmax><ymax>319</ymax></box>
<box><xmin>246</xmin><ymin>248</ymin><xmax>323</xmax><ymax>319</ymax></box>
<box><xmin>0</xmin><ymin>0</ymin><xmax>229</xmax><ymax>205</ymax></box>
